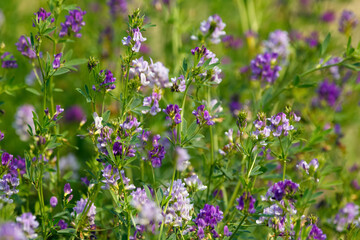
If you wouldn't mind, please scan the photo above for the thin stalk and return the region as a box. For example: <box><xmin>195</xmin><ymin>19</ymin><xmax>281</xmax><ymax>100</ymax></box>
<box><xmin>151</xmin><ymin>164</ymin><xmax>159</xmax><ymax>205</ymax></box>
<box><xmin>229</xmin><ymin>214</ymin><xmax>248</xmax><ymax>240</ymax></box>
<box><xmin>37</xmin><ymin>164</ymin><xmax>47</xmax><ymax>239</ymax></box>
<box><xmin>158</xmin><ymin>166</ymin><xmax>177</xmax><ymax>239</ymax></box>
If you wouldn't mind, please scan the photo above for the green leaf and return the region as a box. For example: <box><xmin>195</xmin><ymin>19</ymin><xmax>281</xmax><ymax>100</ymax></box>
<box><xmin>53</xmin><ymin>68</ymin><xmax>70</xmax><ymax>76</ymax></box>
<box><xmin>26</xmin><ymin>88</ymin><xmax>41</xmax><ymax>96</ymax></box>
<box><xmin>320</xmin><ymin>33</ymin><xmax>331</xmax><ymax>55</ymax></box>
<box><xmin>65</xmin><ymin>58</ymin><xmax>88</xmax><ymax>66</ymax></box>
<box><xmin>43</xmin><ymin>26</ymin><xmax>56</xmax><ymax>35</ymax></box>
<box><xmin>102</xmin><ymin>110</ymin><xmax>111</xmax><ymax>122</ymax></box>
<box><xmin>76</xmin><ymin>88</ymin><xmax>91</xmax><ymax>103</ymax></box>
<box><xmin>58</xmin><ymin>228</ymin><xmax>76</xmax><ymax>235</ymax></box>
<box><xmin>186</xmin><ymin>121</ymin><xmax>197</xmax><ymax>138</ymax></box>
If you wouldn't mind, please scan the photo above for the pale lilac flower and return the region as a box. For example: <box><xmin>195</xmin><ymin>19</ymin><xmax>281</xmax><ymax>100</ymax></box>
<box><xmin>263</xmin><ymin>30</ymin><xmax>290</xmax><ymax>61</ymax></box>
<box><xmin>339</xmin><ymin>10</ymin><xmax>358</xmax><ymax>34</ymax></box>
<box><xmin>53</xmin><ymin>53</ymin><xmax>62</xmax><ymax>69</ymax></box>
<box><xmin>15</xmin><ymin>36</ymin><xmax>36</xmax><ymax>59</ymax></box>
<box><xmin>175</xmin><ymin>147</ymin><xmax>190</xmax><ymax>171</ymax></box>
<box><xmin>50</xmin><ymin>196</ymin><xmax>58</xmax><ymax>207</ymax></box>
<box><xmin>199</xmin><ymin>14</ymin><xmax>226</xmax><ymax>44</ymax></box>
<box><xmin>164</xmin><ymin>179</ymin><xmax>193</xmax><ymax>226</ymax></box>
<box><xmin>73</xmin><ymin>198</ymin><xmax>96</xmax><ymax>225</ymax></box>
<box><xmin>333</xmin><ymin>203</ymin><xmax>360</xmax><ymax>231</ymax></box>
<box><xmin>170</xmin><ymin>75</ymin><xmax>186</xmax><ymax>92</ymax></box>
<box><xmin>0</xmin><ymin>222</ymin><xmax>26</xmax><ymax>240</ymax></box>
<box><xmin>13</xmin><ymin>104</ymin><xmax>35</xmax><ymax>141</ymax></box>
<box><xmin>16</xmin><ymin>212</ymin><xmax>39</xmax><ymax>239</ymax></box>
<box><xmin>184</xmin><ymin>174</ymin><xmax>207</xmax><ymax>191</ymax></box>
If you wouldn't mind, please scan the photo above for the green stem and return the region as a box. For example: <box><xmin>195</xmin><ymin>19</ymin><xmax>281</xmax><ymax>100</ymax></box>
<box><xmin>151</xmin><ymin>164</ymin><xmax>159</xmax><ymax>205</ymax></box>
<box><xmin>158</xmin><ymin>166</ymin><xmax>177</xmax><ymax>239</ymax></box>
<box><xmin>229</xmin><ymin>214</ymin><xmax>248</xmax><ymax>240</ymax></box>
<box><xmin>37</xmin><ymin>164</ymin><xmax>47</xmax><ymax>239</ymax></box>
<box><xmin>224</xmin><ymin>178</ymin><xmax>242</xmax><ymax>217</ymax></box>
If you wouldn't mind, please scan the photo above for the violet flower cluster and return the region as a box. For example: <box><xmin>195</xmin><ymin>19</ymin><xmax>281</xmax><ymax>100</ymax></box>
<box><xmin>73</xmin><ymin>198</ymin><xmax>97</xmax><ymax>226</ymax></box>
<box><xmin>197</xmin><ymin>14</ymin><xmax>226</xmax><ymax>44</ymax></box>
<box><xmin>164</xmin><ymin>179</ymin><xmax>193</xmax><ymax>227</ymax></box>
<box><xmin>59</xmin><ymin>7</ymin><xmax>86</xmax><ymax>38</ymax></box>
<box><xmin>15</xmin><ymin>36</ymin><xmax>36</xmax><ymax>59</ymax></box>
<box><xmin>263</xmin><ymin>30</ymin><xmax>290</xmax><ymax>61</ymax></box>
<box><xmin>236</xmin><ymin>192</ymin><xmax>256</xmax><ymax>214</ymax></box>
<box><xmin>192</xmin><ymin>105</ymin><xmax>215</xmax><ymax>126</ymax></box>
<box><xmin>130</xmin><ymin>188</ymin><xmax>162</xmax><ymax>234</ymax></box>
<box><xmin>191</xmin><ymin>204</ymin><xmax>224</xmax><ymax>239</ymax></box>
<box><xmin>333</xmin><ymin>203</ymin><xmax>360</xmax><ymax>232</ymax></box>
<box><xmin>130</xmin><ymin>57</ymin><xmax>170</xmax><ymax>88</ymax></box>
<box><xmin>317</xmin><ymin>79</ymin><xmax>341</xmax><ymax>107</ymax></box>
<box><xmin>1</xmin><ymin>52</ymin><xmax>18</xmax><ymax>68</ymax></box>
<box><xmin>338</xmin><ymin>10</ymin><xmax>358</xmax><ymax>34</ymax></box>
<box><xmin>147</xmin><ymin>134</ymin><xmax>166</xmax><ymax>168</ymax></box>
<box><xmin>250</xmin><ymin>52</ymin><xmax>281</xmax><ymax>83</ymax></box>
<box><xmin>122</xmin><ymin>27</ymin><xmax>147</xmax><ymax>52</ymax></box>
<box><xmin>262</xmin><ymin>179</ymin><xmax>299</xmax><ymax>201</ymax></box>
<box><xmin>164</xmin><ymin>104</ymin><xmax>182</xmax><ymax>127</ymax></box>
<box><xmin>13</xmin><ymin>104</ymin><xmax>35</xmax><ymax>141</ymax></box>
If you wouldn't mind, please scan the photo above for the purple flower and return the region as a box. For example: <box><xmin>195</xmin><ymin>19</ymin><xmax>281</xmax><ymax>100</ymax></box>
<box><xmin>236</xmin><ymin>192</ymin><xmax>256</xmax><ymax>214</ymax></box>
<box><xmin>16</xmin><ymin>212</ymin><xmax>39</xmax><ymax>239</ymax></box>
<box><xmin>339</xmin><ymin>10</ymin><xmax>358</xmax><ymax>34</ymax></box>
<box><xmin>194</xmin><ymin>204</ymin><xmax>223</xmax><ymax>239</ymax></box>
<box><xmin>0</xmin><ymin>130</ymin><xmax>4</xmax><ymax>141</ymax></box>
<box><xmin>59</xmin><ymin>7</ymin><xmax>86</xmax><ymax>38</ymax></box>
<box><xmin>192</xmin><ymin>105</ymin><xmax>214</xmax><ymax>126</ymax></box>
<box><xmin>0</xmin><ymin>174</ymin><xmax>20</xmax><ymax>203</ymax></box>
<box><xmin>53</xmin><ymin>105</ymin><xmax>64</xmax><ymax>121</ymax></box>
<box><xmin>263</xmin><ymin>30</ymin><xmax>290</xmax><ymax>60</ymax></box>
<box><xmin>13</xmin><ymin>104</ymin><xmax>35</xmax><ymax>141</ymax></box>
<box><xmin>224</xmin><ymin>225</ymin><xmax>232</xmax><ymax>237</ymax></box>
<box><xmin>64</xmin><ymin>105</ymin><xmax>86</xmax><ymax>123</ymax></box>
<box><xmin>33</xmin><ymin>7</ymin><xmax>52</xmax><ymax>26</ymax></box>
<box><xmin>53</xmin><ymin>53</ymin><xmax>62</xmax><ymax>69</ymax></box>
<box><xmin>57</xmin><ymin>219</ymin><xmax>68</xmax><ymax>229</ymax></box>
<box><xmin>164</xmin><ymin>104</ymin><xmax>182</xmax><ymax>127</ymax></box>
<box><xmin>305</xmin><ymin>31</ymin><xmax>319</xmax><ymax>48</ymax></box>
<box><xmin>143</xmin><ymin>90</ymin><xmax>162</xmax><ymax>115</ymax></box>
<box><xmin>250</xmin><ymin>52</ymin><xmax>281</xmax><ymax>83</ymax></box>
<box><xmin>1</xmin><ymin>52</ymin><xmax>18</xmax><ymax>68</ymax></box>
<box><xmin>321</xmin><ymin>11</ymin><xmax>335</xmax><ymax>23</ymax></box>
<box><xmin>99</xmin><ymin>69</ymin><xmax>116</xmax><ymax>90</ymax></box>
<box><xmin>148</xmin><ymin>135</ymin><xmax>166</xmax><ymax>168</ymax></box>
<box><xmin>333</xmin><ymin>203</ymin><xmax>360</xmax><ymax>232</ymax></box>
<box><xmin>175</xmin><ymin>147</ymin><xmax>190</xmax><ymax>171</ymax></box>
<box><xmin>64</xmin><ymin>183</ymin><xmax>72</xmax><ymax>196</ymax></box>
<box><xmin>264</xmin><ymin>179</ymin><xmax>299</xmax><ymax>201</ymax></box>
<box><xmin>1</xmin><ymin>152</ymin><xmax>13</xmax><ymax>166</ymax></box>
<box><xmin>108</xmin><ymin>0</ymin><xmax>127</xmax><ymax>18</ymax></box>
<box><xmin>199</xmin><ymin>14</ymin><xmax>226</xmax><ymax>44</ymax></box>
<box><xmin>132</xmin><ymin>27</ymin><xmax>147</xmax><ymax>52</ymax></box>
<box><xmin>222</xmin><ymin>35</ymin><xmax>243</xmax><ymax>49</ymax></box>
<box><xmin>184</xmin><ymin>174</ymin><xmax>207</xmax><ymax>191</ymax></box>
<box><xmin>0</xmin><ymin>222</ymin><xmax>26</xmax><ymax>240</ymax></box>
<box><xmin>164</xmin><ymin>179</ymin><xmax>193</xmax><ymax>226</ymax></box>
<box><xmin>170</xmin><ymin>75</ymin><xmax>186</xmax><ymax>92</ymax></box>
<box><xmin>9</xmin><ymin>156</ymin><xmax>26</xmax><ymax>177</ymax></box>
<box><xmin>317</xmin><ymin>79</ymin><xmax>341</xmax><ymax>107</ymax></box>
<box><xmin>15</xmin><ymin>36</ymin><xmax>36</xmax><ymax>59</ymax></box>
<box><xmin>50</xmin><ymin>196</ymin><xmax>58</xmax><ymax>207</ymax></box>
<box><xmin>73</xmin><ymin>198</ymin><xmax>96</xmax><ymax>225</ymax></box>
<box><xmin>308</xmin><ymin>224</ymin><xmax>326</xmax><ymax>240</ymax></box>
<box><xmin>296</xmin><ymin>158</ymin><xmax>319</xmax><ymax>175</ymax></box>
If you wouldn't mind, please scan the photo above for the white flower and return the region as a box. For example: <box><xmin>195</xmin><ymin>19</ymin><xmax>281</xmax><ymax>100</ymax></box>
<box><xmin>93</xmin><ymin>112</ymin><xmax>103</xmax><ymax>130</ymax></box>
